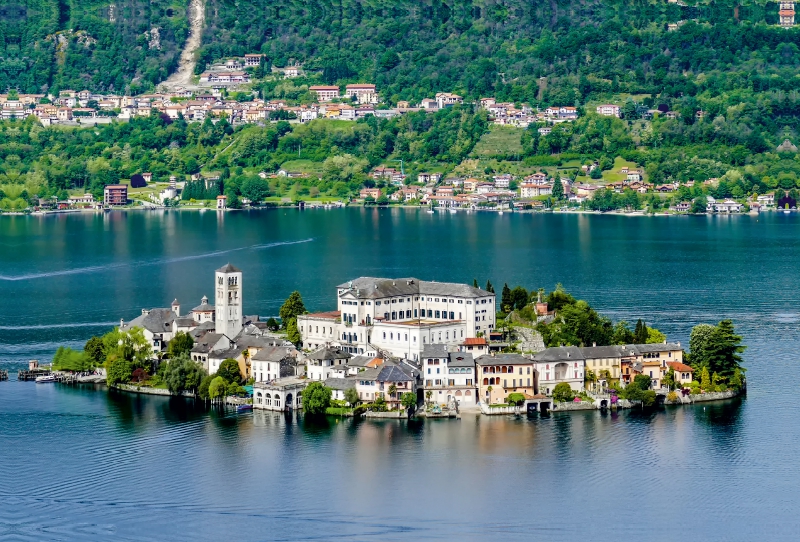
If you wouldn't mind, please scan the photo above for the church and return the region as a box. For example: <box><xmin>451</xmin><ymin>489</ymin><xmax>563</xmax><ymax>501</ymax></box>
<box><xmin>120</xmin><ymin>263</ymin><xmax>301</xmax><ymax>382</ymax></box>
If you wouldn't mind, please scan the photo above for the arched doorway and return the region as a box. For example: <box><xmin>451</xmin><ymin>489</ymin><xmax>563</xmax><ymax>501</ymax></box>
<box><xmin>285</xmin><ymin>393</ymin><xmax>294</xmax><ymax>411</ymax></box>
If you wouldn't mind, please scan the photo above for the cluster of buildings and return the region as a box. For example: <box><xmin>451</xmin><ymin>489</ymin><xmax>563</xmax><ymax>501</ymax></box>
<box><xmin>121</xmin><ymin>266</ymin><xmax>693</xmax><ymax>413</ymax></box>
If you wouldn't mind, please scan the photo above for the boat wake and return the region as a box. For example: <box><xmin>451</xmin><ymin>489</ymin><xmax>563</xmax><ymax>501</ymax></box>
<box><xmin>0</xmin><ymin>239</ymin><xmax>314</xmax><ymax>281</ymax></box>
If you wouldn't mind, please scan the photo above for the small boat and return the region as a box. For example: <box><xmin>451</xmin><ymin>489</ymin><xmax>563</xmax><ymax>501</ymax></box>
<box><xmin>236</xmin><ymin>404</ymin><xmax>253</xmax><ymax>412</ymax></box>
<box><xmin>35</xmin><ymin>374</ymin><xmax>56</xmax><ymax>383</ymax></box>
<box><xmin>784</xmin><ymin>209</ymin><xmax>791</xmax><ymax>214</ymax></box>
<box><xmin>448</xmin><ymin>208</ymin><xmax>457</xmax><ymax>213</ymax></box>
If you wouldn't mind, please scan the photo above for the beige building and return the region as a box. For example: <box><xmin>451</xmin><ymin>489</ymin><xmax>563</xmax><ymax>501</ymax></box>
<box><xmin>475</xmin><ymin>353</ymin><xmax>537</xmax><ymax>405</ymax></box>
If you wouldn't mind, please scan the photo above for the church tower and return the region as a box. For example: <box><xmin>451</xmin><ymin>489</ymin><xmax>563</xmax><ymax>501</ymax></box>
<box><xmin>215</xmin><ymin>263</ymin><xmax>243</xmax><ymax>338</ymax></box>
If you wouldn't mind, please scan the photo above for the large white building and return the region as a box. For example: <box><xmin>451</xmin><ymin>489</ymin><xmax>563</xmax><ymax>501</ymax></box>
<box><xmin>298</xmin><ymin>277</ymin><xmax>496</xmax><ymax>361</ymax></box>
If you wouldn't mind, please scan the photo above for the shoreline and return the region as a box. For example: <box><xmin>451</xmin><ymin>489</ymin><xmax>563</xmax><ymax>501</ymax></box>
<box><xmin>2</xmin><ymin>204</ymin><xmax>784</xmax><ymax>218</ymax></box>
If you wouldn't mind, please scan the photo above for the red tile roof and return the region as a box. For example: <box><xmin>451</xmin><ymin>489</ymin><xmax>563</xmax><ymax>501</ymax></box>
<box><xmin>667</xmin><ymin>362</ymin><xmax>694</xmax><ymax>373</ymax></box>
<box><xmin>462</xmin><ymin>338</ymin><xmax>488</xmax><ymax>346</ymax></box>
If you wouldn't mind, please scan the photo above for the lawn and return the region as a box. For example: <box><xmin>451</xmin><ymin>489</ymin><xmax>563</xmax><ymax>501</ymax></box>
<box><xmin>471</xmin><ymin>125</ymin><xmax>524</xmax><ymax>158</ymax></box>
<box><xmin>280</xmin><ymin>159</ymin><xmax>325</xmax><ymax>175</ymax></box>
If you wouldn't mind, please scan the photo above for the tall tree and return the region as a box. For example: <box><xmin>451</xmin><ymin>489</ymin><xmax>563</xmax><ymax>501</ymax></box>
<box><xmin>501</xmin><ymin>283</ymin><xmax>513</xmax><ymax>312</ymax></box>
<box><xmin>551</xmin><ymin>177</ymin><xmax>564</xmax><ymax>201</ymax></box>
<box><xmin>217</xmin><ymin>358</ymin><xmax>242</xmax><ymax>383</ymax></box>
<box><xmin>485</xmin><ymin>280</ymin><xmax>494</xmax><ymax>293</ymax></box>
<box><xmin>634</xmin><ymin>319</ymin><xmax>648</xmax><ymax>344</ymax></box>
<box><xmin>279</xmin><ymin>291</ymin><xmax>307</xmax><ymax>324</ymax></box>
<box><xmin>704</xmin><ymin>319</ymin><xmax>746</xmax><ymax>378</ymax></box>
<box><xmin>168</xmin><ymin>331</ymin><xmax>194</xmax><ymax>358</ymax></box>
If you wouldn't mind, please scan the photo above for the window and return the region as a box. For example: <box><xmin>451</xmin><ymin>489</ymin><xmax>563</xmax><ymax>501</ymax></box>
<box><xmin>527</xmin><ymin>367</ymin><xmax>531</xmax><ymax>374</ymax></box>
<box><xmin>519</xmin><ymin>367</ymin><xmax>522</xmax><ymax>375</ymax></box>
<box><xmin>392</xmin><ymin>299</ymin><xmax>396</xmax><ymax>304</ymax></box>
<box><xmin>427</xmin><ymin>310</ymin><xmax>432</xmax><ymax>317</ymax></box>
<box><xmin>467</xmin><ymin>301</ymin><xmax>472</xmax><ymax>304</ymax></box>
<box><xmin>449</xmin><ymin>311</ymin><xmax>454</xmax><ymax>319</ymax></box>
<box><xmin>527</xmin><ymin>378</ymin><xmax>530</xmax><ymax>386</ymax></box>
<box><xmin>376</xmin><ymin>301</ymin><xmax>381</xmax><ymax>306</ymax></box>
<box><xmin>383</xmin><ymin>332</ymin><xmax>386</xmax><ymax>339</ymax></box>
<box><xmin>458</xmin><ymin>300</ymin><xmax>463</xmax><ymax>304</ymax></box>
<box><xmin>406</xmin><ymin>310</ymin><xmax>411</xmax><ymax>318</ymax></box>
<box><xmin>435</xmin><ymin>298</ymin><xmax>440</xmax><ymax>302</ymax></box>
<box><xmin>435</xmin><ymin>310</ymin><xmax>440</xmax><ymax>318</ymax></box>
<box><xmin>513</xmin><ymin>379</ymin><xmax>516</xmax><ymax>387</ymax></box>
<box><xmin>503</xmin><ymin>379</ymin><xmax>507</xmax><ymax>387</ymax></box>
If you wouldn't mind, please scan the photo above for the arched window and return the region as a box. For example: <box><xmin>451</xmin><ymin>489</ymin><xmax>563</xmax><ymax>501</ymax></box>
<box><xmin>483</xmin><ymin>378</ymin><xmax>488</xmax><ymax>385</ymax></box>
<box><xmin>383</xmin><ymin>332</ymin><xmax>386</xmax><ymax>339</ymax></box>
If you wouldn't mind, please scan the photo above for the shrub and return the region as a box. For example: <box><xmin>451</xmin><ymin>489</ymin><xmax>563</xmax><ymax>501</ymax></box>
<box><xmin>552</xmin><ymin>382</ymin><xmax>574</xmax><ymax>403</ymax></box>
<box><xmin>667</xmin><ymin>391</ymin><xmax>679</xmax><ymax>402</ymax></box>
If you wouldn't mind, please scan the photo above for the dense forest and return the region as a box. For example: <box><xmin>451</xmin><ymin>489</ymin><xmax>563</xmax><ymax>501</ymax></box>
<box><xmin>6</xmin><ymin>0</ymin><xmax>188</xmax><ymax>94</ymax></box>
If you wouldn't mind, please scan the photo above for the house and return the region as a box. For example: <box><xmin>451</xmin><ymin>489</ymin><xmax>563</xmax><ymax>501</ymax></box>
<box><xmin>417</xmin><ymin>172</ymin><xmax>442</xmax><ymax>184</ymax></box>
<box><xmin>309</xmin><ymin>85</ymin><xmax>340</xmax><ymax>102</ymax></box>
<box><xmin>283</xmin><ymin>66</ymin><xmax>301</xmax><ymax>78</ymax></box>
<box><xmin>667</xmin><ymin>362</ymin><xmax>695</xmax><ymax>387</ymax></box>
<box><xmin>422</xmin><ymin>345</ymin><xmax>477</xmax><ymax>406</ymax></box>
<box><xmin>244</xmin><ymin>53</ymin><xmax>265</xmax><ymax>66</ymax></box>
<box><xmin>674</xmin><ymin>202</ymin><xmax>691</xmax><ymax>212</ymax></box>
<box><xmin>707</xmin><ymin>198</ymin><xmax>743</xmax><ymax>213</ymax></box>
<box><xmin>306</xmin><ymin>346</ymin><xmax>351</xmax><ymax>381</ymax></box>
<box><xmin>435</xmin><ymin>92</ymin><xmax>463</xmax><ymax>108</ymax></box>
<box><xmin>355</xmin><ymin>360</ymin><xmax>417</xmax><ymax>408</ymax></box>
<box><xmin>251</xmin><ymin>345</ymin><xmax>301</xmax><ymax>383</ymax></box>
<box><xmin>344</xmin><ymin>84</ymin><xmax>378</xmax><ymax>104</ymax></box>
<box><xmin>324</xmin><ymin>377</ymin><xmax>357</xmax><ymax>401</ymax></box>
<box><xmin>757</xmin><ymin>194</ymin><xmax>775</xmax><ymax>206</ymax></box>
<box><xmin>596</xmin><ymin>104</ymin><xmax>621</xmax><ymax>117</ymax></box>
<box><xmin>360</xmin><ymin>188</ymin><xmax>382</xmax><ymax>200</ymax></box>
<box><xmin>621</xmin><ymin>343</ymin><xmax>685</xmax><ymax>387</ymax></box>
<box><xmin>420</xmin><ymin>99</ymin><xmax>438</xmax><ymax>110</ymax></box>
<box><xmin>104</xmin><ymin>185</ymin><xmax>127</xmax><ymax>206</ymax></box>
<box><xmin>538</xmin><ymin>127</ymin><xmax>552</xmax><ymax>135</ymax></box>
<box><xmin>626</xmin><ymin>170</ymin><xmax>642</xmax><ymax>182</ymax></box>
<box><xmin>531</xmin><ymin>347</ymin><xmax>585</xmax><ymax>396</ymax></box>
<box><xmin>216</xmin><ymin>195</ymin><xmax>227</xmax><ymax>209</ymax></box>
<box><xmin>520</xmin><ymin>182</ymin><xmax>551</xmax><ymax>198</ymax></box>
<box><xmin>460</xmin><ymin>337</ymin><xmax>489</xmax><ymax>357</ymax></box>
<box><xmin>493</xmin><ymin>174</ymin><xmax>512</xmax><ymax>189</ymax></box>
<box><xmin>475</xmin><ymin>353</ymin><xmax>537</xmax><ymax>405</ymax></box>
<box><xmin>68</xmin><ymin>193</ymin><xmax>94</xmax><ymax>205</ymax></box>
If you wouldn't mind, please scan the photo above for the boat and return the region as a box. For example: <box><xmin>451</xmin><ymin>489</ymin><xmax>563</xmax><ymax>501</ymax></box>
<box><xmin>236</xmin><ymin>404</ymin><xmax>253</xmax><ymax>412</ymax></box>
<box><xmin>448</xmin><ymin>208</ymin><xmax>457</xmax><ymax>213</ymax></box>
<box><xmin>35</xmin><ymin>374</ymin><xmax>57</xmax><ymax>383</ymax></box>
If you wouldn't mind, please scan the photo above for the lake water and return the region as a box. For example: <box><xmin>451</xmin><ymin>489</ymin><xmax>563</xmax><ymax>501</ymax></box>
<box><xmin>1</xmin><ymin>208</ymin><xmax>798</xmax><ymax>540</ymax></box>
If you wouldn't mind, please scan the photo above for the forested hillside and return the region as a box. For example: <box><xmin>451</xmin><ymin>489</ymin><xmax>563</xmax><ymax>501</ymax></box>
<box><xmin>199</xmin><ymin>0</ymin><xmax>800</xmax><ymax>104</ymax></box>
<box><xmin>6</xmin><ymin>0</ymin><xmax>188</xmax><ymax>94</ymax></box>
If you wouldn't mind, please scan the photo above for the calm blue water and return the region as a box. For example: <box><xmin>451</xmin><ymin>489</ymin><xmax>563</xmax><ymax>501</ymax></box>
<box><xmin>0</xmin><ymin>209</ymin><xmax>798</xmax><ymax>540</ymax></box>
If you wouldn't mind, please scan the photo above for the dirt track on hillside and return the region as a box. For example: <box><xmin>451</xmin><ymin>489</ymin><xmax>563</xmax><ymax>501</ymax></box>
<box><xmin>162</xmin><ymin>0</ymin><xmax>205</xmax><ymax>89</ymax></box>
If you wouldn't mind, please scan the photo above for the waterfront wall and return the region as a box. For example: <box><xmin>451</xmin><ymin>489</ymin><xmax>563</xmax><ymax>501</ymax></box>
<box><xmin>114</xmin><ymin>384</ymin><xmax>195</xmax><ymax>398</ymax></box>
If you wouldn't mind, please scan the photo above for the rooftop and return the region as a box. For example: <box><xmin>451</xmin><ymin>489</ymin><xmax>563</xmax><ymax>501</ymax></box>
<box><xmin>337</xmin><ymin>277</ymin><xmax>492</xmax><ymax>300</ymax></box>
<box><xmin>217</xmin><ymin>263</ymin><xmax>241</xmax><ymax>273</ymax></box>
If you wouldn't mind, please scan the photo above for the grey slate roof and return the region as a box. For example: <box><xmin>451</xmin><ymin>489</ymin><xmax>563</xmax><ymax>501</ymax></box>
<box><xmin>347</xmin><ymin>355</ymin><xmax>376</xmax><ymax>368</ymax></box>
<box><xmin>324</xmin><ymin>377</ymin><xmax>356</xmax><ymax>391</ymax></box>
<box><xmin>123</xmin><ymin>308</ymin><xmax>175</xmax><ymax>334</ymax></box>
<box><xmin>421</xmin><ymin>344</ymin><xmax>450</xmax><ymax>359</ymax></box>
<box><xmin>448</xmin><ymin>352</ymin><xmax>474</xmax><ymax>368</ymax></box>
<box><xmin>191</xmin><ymin>333</ymin><xmax>224</xmax><ymax>354</ymax></box>
<box><xmin>192</xmin><ymin>301</ymin><xmax>214</xmax><ymax>312</ymax></box>
<box><xmin>629</xmin><ymin>343</ymin><xmax>682</xmax><ymax>354</ymax></box>
<box><xmin>217</xmin><ymin>263</ymin><xmax>241</xmax><ymax>273</ymax></box>
<box><xmin>307</xmin><ymin>346</ymin><xmax>351</xmax><ymax>361</ymax></box>
<box><xmin>251</xmin><ymin>346</ymin><xmax>295</xmax><ymax>362</ymax></box>
<box><xmin>377</xmin><ymin>364</ymin><xmax>414</xmax><ymax>382</ymax></box>
<box><xmin>175</xmin><ymin>317</ymin><xmax>196</xmax><ymax>327</ymax></box>
<box><xmin>209</xmin><ymin>346</ymin><xmax>243</xmax><ymax>360</ymax></box>
<box><xmin>531</xmin><ymin>346</ymin><xmax>585</xmax><ymax>363</ymax></box>
<box><xmin>337</xmin><ymin>277</ymin><xmax>492</xmax><ymax>300</ymax></box>
<box><xmin>580</xmin><ymin>345</ymin><xmax>633</xmax><ymax>359</ymax></box>
<box><xmin>189</xmin><ymin>321</ymin><xmax>217</xmax><ymax>340</ymax></box>
<box><xmin>476</xmin><ymin>353</ymin><xmax>534</xmax><ymax>366</ymax></box>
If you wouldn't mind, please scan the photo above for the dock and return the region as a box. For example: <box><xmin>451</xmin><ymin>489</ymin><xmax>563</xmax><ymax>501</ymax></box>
<box><xmin>17</xmin><ymin>369</ymin><xmax>51</xmax><ymax>381</ymax></box>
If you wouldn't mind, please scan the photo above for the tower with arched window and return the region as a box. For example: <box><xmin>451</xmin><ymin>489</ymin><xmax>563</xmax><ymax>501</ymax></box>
<box><xmin>215</xmin><ymin>263</ymin><xmax>243</xmax><ymax>338</ymax></box>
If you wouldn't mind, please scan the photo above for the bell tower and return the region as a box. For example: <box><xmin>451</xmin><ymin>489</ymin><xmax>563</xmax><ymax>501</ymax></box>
<box><xmin>215</xmin><ymin>263</ymin><xmax>243</xmax><ymax>338</ymax></box>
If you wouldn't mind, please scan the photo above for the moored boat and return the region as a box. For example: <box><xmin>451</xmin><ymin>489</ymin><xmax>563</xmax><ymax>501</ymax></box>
<box><xmin>35</xmin><ymin>374</ymin><xmax>57</xmax><ymax>383</ymax></box>
<box><xmin>236</xmin><ymin>404</ymin><xmax>253</xmax><ymax>412</ymax></box>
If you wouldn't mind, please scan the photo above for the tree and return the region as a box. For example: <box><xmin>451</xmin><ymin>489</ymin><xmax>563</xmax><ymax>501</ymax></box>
<box><xmin>689</xmin><ymin>323</ymin><xmax>716</xmax><ymax>369</ymax></box>
<box><xmin>473</xmin><ymin>278</ymin><xmax>479</xmax><ymax>288</ymax></box>
<box><xmin>388</xmin><ymin>383</ymin><xmax>397</xmax><ymax>398</ymax></box>
<box><xmin>729</xmin><ymin>367</ymin><xmax>745</xmax><ymax>391</ymax></box>
<box><xmin>106</xmin><ymin>353</ymin><xmax>132</xmax><ymax>386</ymax></box>
<box><xmin>401</xmin><ymin>392</ymin><xmax>416</xmax><ymax>411</ymax></box>
<box><xmin>612</xmin><ymin>321</ymin><xmax>635</xmax><ymax>345</ymax></box>
<box><xmin>646</xmin><ymin>327</ymin><xmax>666</xmax><ymax>344</ymax></box>
<box><xmin>286</xmin><ymin>318</ymin><xmax>301</xmax><ymax>345</ymax></box>
<box><xmin>690</xmin><ymin>196</ymin><xmax>708</xmax><ymax>213</ymax></box>
<box><xmin>634</xmin><ymin>319</ymin><xmax>648</xmax><ymax>344</ymax></box>
<box><xmin>633</xmin><ymin>374</ymin><xmax>652</xmax><ymax>391</ymax></box>
<box><xmin>84</xmin><ymin>336</ymin><xmax>105</xmax><ymax>366</ymax></box>
<box><xmin>704</xmin><ymin>319</ymin><xmax>746</xmax><ymax>379</ymax></box>
<box><xmin>168</xmin><ymin>331</ymin><xmax>194</xmax><ymax>358</ymax></box>
<box><xmin>209</xmin><ymin>376</ymin><xmax>228</xmax><ymax>401</ymax></box>
<box><xmin>303</xmin><ymin>382</ymin><xmax>332</xmax><ymax>416</ymax></box>
<box><xmin>501</xmin><ymin>283</ymin><xmax>513</xmax><ymax>312</ymax></box>
<box><xmin>164</xmin><ymin>353</ymin><xmax>207</xmax><ymax>394</ymax></box>
<box><xmin>507</xmin><ymin>392</ymin><xmax>526</xmax><ymax>412</ymax></box>
<box><xmin>663</xmin><ymin>367</ymin><xmax>677</xmax><ymax>391</ymax></box>
<box><xmin>700</xmin><ymin>366</ymin><xmax>711</xmax><ymax>390</ymax></box>
<box><xmin>485</xmin><ymin>280</ymin><xmax>494</xmax><ymax>293</ymax></box>
<box><xmin>266</xmin><ymin>317</ymin><xmax>280</xmax><ymax>331</ymax></box>
<box><xmin>198</xmin><ymin>373</ymin><xmax>216</xmax><ymax>400</ymax></box>
<box><xmin>552</xmin><ymin>382</ymin><xmax>574</xmax><ymax>403</ymax></box>
<box><xmin>344</xmin><ymin>387</ymin><xmax>360</xmax><ymax>406</ymax></box>
<box><xmin>551</xmin><ymin>177</ymin><xmax>564</xmax><ymax>201</ymax></box>
<box><xmin>279</xmin><ymin>291</ymin><xmax>306</xmax><ymax>323</ymax></box>
<box><xmin>425</xmin><ymin>390</ymin><xmax>433</xmax><ymax>405</ymax></box>
<box><xmin>217</xmin><ymin>358</ymin><xmax>242</xmax><ymax>383</ymax></box>
<box><xmin>510</xmin><ymin>286</ymin><xmax>529</xmax><ymax>311</ymax></box>
<box><xmin>241</xmin><ymin>176</ymin><xmax>270</xmax><ymax>203</ymax></box>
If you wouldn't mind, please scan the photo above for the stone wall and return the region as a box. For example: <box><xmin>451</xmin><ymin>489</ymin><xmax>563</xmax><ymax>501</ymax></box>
<box><xmin>115</xmin><ymin>384</ymin><xmax>195</xmax><ymax>398</ymax></box>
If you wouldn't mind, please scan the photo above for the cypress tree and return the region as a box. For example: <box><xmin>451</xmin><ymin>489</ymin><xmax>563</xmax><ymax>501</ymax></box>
<box><xmin>473</xmin><ymin>278</ymin><xmax>479</xmax><ymax>288</ymax></box>
<box><xmin>501</xmin><ymin>283</ymin><xmax>512</xmax><ymax>312</ymax></box>
<box><xmin>551</xmin><ymin>177</ymin><xmax>564</xmax><ymax>201</ymax></box>
<box><xmin>485</xmin><ymin>280</ymin><xmax>494</xmax><ymax>293</ymax></box>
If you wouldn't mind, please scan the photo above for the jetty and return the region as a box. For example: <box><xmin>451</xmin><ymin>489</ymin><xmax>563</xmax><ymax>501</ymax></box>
<box><xmin>17</xmin><ymin>368</ymin><xmax>51</xmax><ymax>381</ymax></box>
